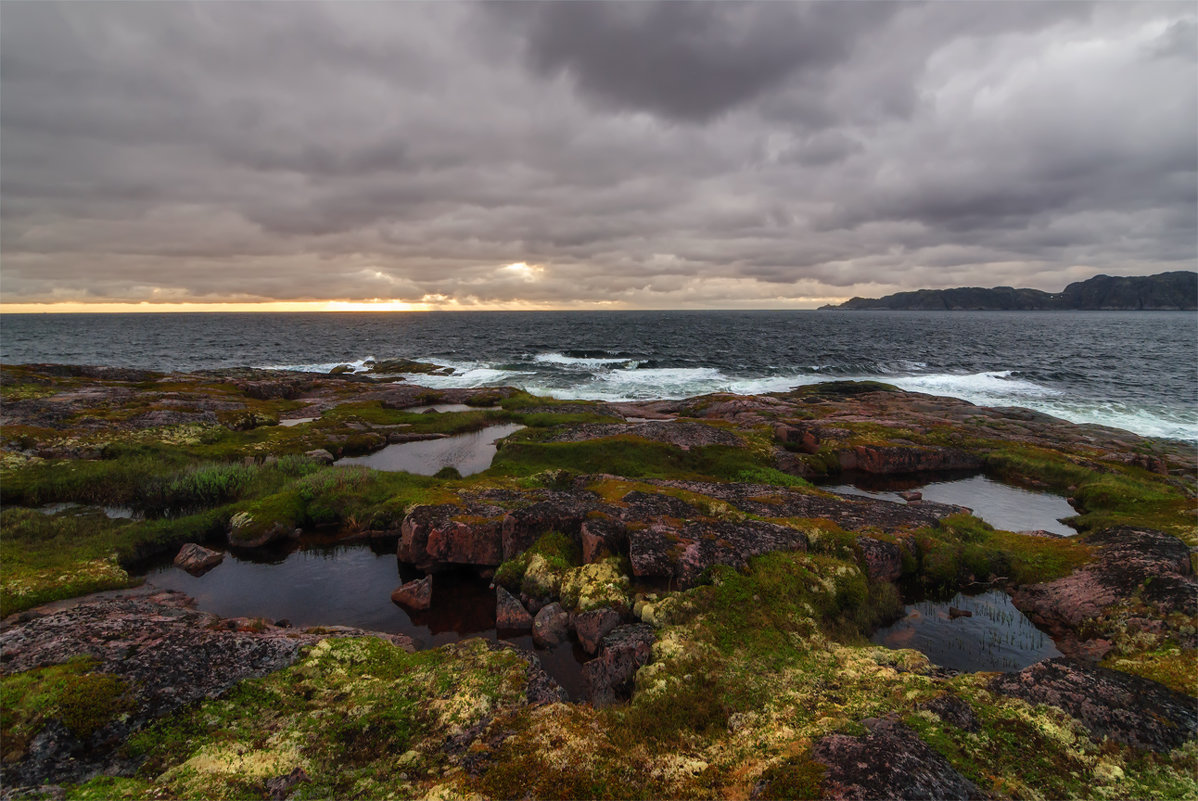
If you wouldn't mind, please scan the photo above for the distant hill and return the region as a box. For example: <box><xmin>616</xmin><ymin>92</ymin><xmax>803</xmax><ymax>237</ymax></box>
<box><xmin>821</xmin><ymin>271</ymin><xmax>1198</xmax><ymax>311</ymax></box>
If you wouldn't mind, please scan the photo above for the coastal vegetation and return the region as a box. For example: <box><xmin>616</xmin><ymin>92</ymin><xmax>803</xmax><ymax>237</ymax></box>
<box><xmin>0</xmin><ymin>363</ymin><xmax>1194</xmax><ymax>798</ymax></box>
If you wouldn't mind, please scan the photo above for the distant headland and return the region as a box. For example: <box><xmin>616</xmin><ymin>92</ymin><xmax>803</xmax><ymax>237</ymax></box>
<box><xmin>821</xmin><ymin>271</ymin><xmax>1197</xmax><ymax>311</ymax></box>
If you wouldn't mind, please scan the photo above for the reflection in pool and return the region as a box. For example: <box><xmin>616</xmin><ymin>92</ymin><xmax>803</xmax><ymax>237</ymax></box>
<box><xmin>402</xmin><ymin>403</ymin><xmax>475</xmax><ymax>414</ymax></box>
<box><xmin>871</xmin><ymin>590</ymin><xmax>1061</xmax><ymax>672</ymax></box>
<box><xmin>144</xmin><ymin>540</ymin><xmax>588</xmax><ymax>698</ymax></box>
<box><xmin>337</xmin><ymin>423</ymin><xmax>526</xmax><ymax>477</ymax></box>
<box><xmin>829</xmin><ymin>473</ymin><xmax>1077</xmax><ymax>536</ymax></box>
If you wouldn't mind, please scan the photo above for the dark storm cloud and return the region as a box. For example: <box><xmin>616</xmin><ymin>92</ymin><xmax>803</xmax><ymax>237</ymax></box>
<box><xmin>514</xmin><ymin>1</ymin><xmax>893</xmax><ymax>122</ymax></box>
<box><xmin>0</xmin><ymin>1</ymin><xmax>1194</xmax><ymax>308</ymax></box>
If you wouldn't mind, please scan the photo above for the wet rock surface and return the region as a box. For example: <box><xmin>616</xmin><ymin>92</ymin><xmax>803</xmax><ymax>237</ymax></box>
<box><xmin>990</xmin><ymin>657</ymin><xmax>1198</xmax><ymax>751</ymax></box>
<box><xmin>495</xmin><ymin>585</ymin><xmax>533</xmax><ymax>631</ymax></box>
<box><xmin>390</xmin><ymin>575</ymin><xmax>433</xmax><ymax>610</ymax></box>
<box><xmin>0</xmin><ymin>590</ymin><xmax>413</xmax><ymax>785</ymax></box>
<box><xmin>172</xmin><ymin>542</ymin><xmax>223</xmax><ymax>575</ymax></box>
<box><xmin>574</xmin><ymin>607</ymin><xmax>621</xmax><ymax>655</ymax></box>
<box><xmin>531</xmin><ymin>602</ymin><xmax>569</xmax><ymax>648</ymax></box>
<box><xmin>811</xmin><ymin>717</ymin><xmax>986</xmax><ymax>800</ymax></box>
<box><xmin>1011</xmin><ymin>526</ymin><xmax>1196</xmax><ymax>657</ymax></box>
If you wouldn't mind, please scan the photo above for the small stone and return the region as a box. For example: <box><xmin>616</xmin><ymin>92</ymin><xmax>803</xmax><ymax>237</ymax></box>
<box><xmin>304</xmin><ymin>448</ymin><xmax>335</xmax><ymax>465</ymax></box>
<box><xmin>531</xmin><ymin>602</ymin><xmax>569</xmax><ymax>648</ymax></box>
<box><xmin>391</xmin><ymin>575</ymin><xmax>433</xmax><ymax>610</ymax></box>
<box><xmin>173</xmin><ymin>543</ymin><xmax>224</xmax><ymax>575</ymax></box>
<box><xmin>496</xmin><ymin>585</ymin><xmax>533</xmax><ymax>631</ymax></box>
<box><xmin>574</xmin><ymin>607</ymin><xmax>621</xmax><ymax>655</ymax></box>
<box><xmin>266</xmin><ymin>767</ymin><xmax>310</xmax><ymax>800</ymax></box>
<box><xmin>899</xmin><ymin>490</ymin><xmax>922</xmax><ymax>502</ymax></box>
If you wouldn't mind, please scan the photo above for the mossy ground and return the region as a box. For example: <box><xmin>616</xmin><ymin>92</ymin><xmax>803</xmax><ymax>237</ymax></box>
<box><xmin>1</xmin><ymin>367</ymin><xmax>1194</xmax><ymax>798</ymax></box>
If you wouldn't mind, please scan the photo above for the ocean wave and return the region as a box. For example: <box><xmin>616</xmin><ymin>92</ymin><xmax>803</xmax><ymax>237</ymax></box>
<box><xmin>256</xmin><ymin>356</ymin><xmax>1194</xmax><ymax>441</ymax></box>
<box><xmin>257</xmin><ymin>356</ymin><xmax>377</xmax><ymax>373</ymax></box>
<box><xmin>533</xmin><ymin>351</ymin><xmax>641</xmax><ymax>368</ymax></box>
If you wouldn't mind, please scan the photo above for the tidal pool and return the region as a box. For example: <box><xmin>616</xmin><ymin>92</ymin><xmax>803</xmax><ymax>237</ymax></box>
<box><xmin>38</xmin><ymin>502</ymin><xmax>136</xmax><ymax>519</ymax></box>
<box><xmin>337</xmin><ymin>423</ymin><xmax>526</xmax><ymax>476</ymax></box>
<box><xmin>279</xmin><ymin>416</ymin><xmax>318</xmax><ymax>427</ymax></box>
<box><xmin>871</xmin><ymin>590</ymin><xmax>1062</xmax><ymax>672</ymax></box>
<box><xmin>829</xmin><ymin>473</ymin><xmax>1077</xmax><ymax>535</ymax></box>
<box><xmin>402</xmin><ymin>403</ymin><xmax>475</xmax><ymax>414</ymax></box>
<box><xmin>144</xmin><ymin>540</ymin><xmax>588</xmax><ymax>699</ymax></box>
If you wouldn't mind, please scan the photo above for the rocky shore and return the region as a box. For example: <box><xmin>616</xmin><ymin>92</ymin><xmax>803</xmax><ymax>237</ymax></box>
<box><xmin>1</xmin><ymin>363</ymin><xmax>1194</xmax><ymax>799</ymax></box>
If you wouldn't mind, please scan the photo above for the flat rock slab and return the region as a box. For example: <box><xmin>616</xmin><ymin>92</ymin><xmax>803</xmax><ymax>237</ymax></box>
<box><xmin>0</xmin><ymin>590</ymin><xmax>413</xmax><ymax>785</ymax></box>
<box><xmin>990</xmin><ymin>657</ymin><xmax>1197</xmax><ymax>751</ymax></box>
<box><xmin>812</xmin><ymin>717</ymin><xmax>986</xmax><ymax>800</ymax></box>
<box><xmin>649</xmin><ymin>479</ymin><xmax>967</xmax><ymax>532</ymax></box>
<box><xmin>541</xmin><ymin>421</ymin><xmax>744</xmax><ymax>449</ymax></box>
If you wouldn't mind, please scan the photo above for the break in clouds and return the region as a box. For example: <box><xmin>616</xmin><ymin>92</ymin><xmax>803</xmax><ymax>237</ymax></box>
<box><xmin>1</xmin><ymin>1</ymin><xmax>1195</xmax><ymax>308</ymax></box>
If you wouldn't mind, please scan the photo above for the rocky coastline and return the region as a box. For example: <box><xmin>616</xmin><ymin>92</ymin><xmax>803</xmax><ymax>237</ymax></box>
<box><xmin>1</xmin><ymin>362</ymin><xmax>1194</xmax><ymax>799</ymax></box>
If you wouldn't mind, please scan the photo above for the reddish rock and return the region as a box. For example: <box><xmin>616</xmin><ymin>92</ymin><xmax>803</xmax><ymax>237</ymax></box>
<box><xmin>899</xmin><ymin>490</ymin><xmax>922</xmax><ymax>502</ymax></box>
<box><xmin>1010</xmin><ymin>526</ymin><xmax>1195</xmax><ymax>657</ymax></box>
<box><xmin>501</xmin><ymin>494</ymin><xmax>592</xmax><ymax>560</ymax></box>
<box><xmin>811</xmin><ymin>718</ymin><xmax>985</xmax><ymax>800</ymax></box>
<box><xmin>837</xmin><ymin>444</ymin><xmax>983</xmax><ymax>475</ymax></box>
<box><xmin>531</xmin><ymin>602</ymin><xmax>569</xmax><ymax>648</ymax></box>
<box><xmin>628</xmin><ymin>518</ymin><xmax>809</xmax><ymax>586</ymax></box>
<box><xmin>580</xmin><ymin>517</ymin><xmax>625</xmax><ymax>563</ymax></box>
<box><xmin>173</xmin><ymin>543</ymin><xmax>223</xmax><ymax>575</ymax></box>
<box><xmin>990</xmin><ymin>658</ymin><xmax>1197</xmax><ymax>751</ymax></box>
<box><xmin>390</xmin><ymin>575</ymin><xmax>433</xmax><ymax>610</ymax></box>
<box><xmin>399</xmin><ymin>503</ymin><xmax>504</xmax><ymax>569</ymax></box>
<box><xmin>855</xmin><ymin>536</ymin><xmax>903</xmax><ymax>583</ymax></box>
<box><xmin>583</xmin><ymin>623</ymin><xmax>654</xmax><ymax>706</ymax></box>
<box><xmin>496</xmin><ymin>586</ymin><xmax>533</xmax><ymax>631</ymax></box>
<box><xmin>574</xmin><ymin>607</ymin><xmax>621</xmax><ymax>655</ymax></box>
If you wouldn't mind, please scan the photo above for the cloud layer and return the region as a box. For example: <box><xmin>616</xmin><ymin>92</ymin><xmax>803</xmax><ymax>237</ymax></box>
<box><xmin>2</xmin><ymin>1</ymin><xmax>1194</xmax><ymax>308</ymax></box>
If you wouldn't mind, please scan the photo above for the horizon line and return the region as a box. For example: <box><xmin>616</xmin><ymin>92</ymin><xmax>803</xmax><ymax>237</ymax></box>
<box><xmin>0</xmin><ymin>300</ymin><xmax>839</xmax><ymax>314</ymax></box>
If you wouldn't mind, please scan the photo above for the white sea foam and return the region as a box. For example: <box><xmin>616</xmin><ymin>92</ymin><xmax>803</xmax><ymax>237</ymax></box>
<box><xmin>256</xmin><ymin>356</ymin><xmax>1196</xmax><ymax>441</ymax></box>
<box><xmin>533</xmin><ymin>352</ymin><xmax>635</xmax><ymax>368</ymax></box>
<box><xmin>257</xmin><ymin>356</ymin><xmax>376</xmax><ymax>373</ymax></box>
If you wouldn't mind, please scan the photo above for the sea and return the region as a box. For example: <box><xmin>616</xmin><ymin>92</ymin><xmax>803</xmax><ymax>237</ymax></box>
<box><xmin>2</xmin><ymin>310</ymin><xmax>1196</xmax><ymax>442</ymax></box>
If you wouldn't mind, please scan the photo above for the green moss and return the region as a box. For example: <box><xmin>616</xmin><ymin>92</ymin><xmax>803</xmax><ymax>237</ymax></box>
<box><xmin>127</xmin><ymin>637</ymin><xmax>532</xmax><ymax>799</ymax></box>
<box><xmin>1</xmin><ymin>656</ymin><xmax>133</xmax><ymax>762</ymax></box>
<box><xmin>910</xmin><ymin>514</ymin><xmax>1092</xmax><ymax>595</ymax></box>
<box><xmin>1101</xmin><ymin>646</ymin><xmax>1197</xmax><ymax>696</ymax></box>
<box><xmin>494</xmin><ymin>530</ymin><xmax>581</xmax><ymax>593</ymax></box>
<box><xmin>754</xmin><ymin>755</ymin><xmax>826</xmax><ymax>800</ymax></box>
<box><xmin>65</xmin><ymin>777</ymin><xmax>158</xmax><ymax>800</ymax></box>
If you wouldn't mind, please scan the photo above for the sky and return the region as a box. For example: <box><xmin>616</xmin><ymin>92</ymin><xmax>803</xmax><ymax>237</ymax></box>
<box><xmin>1</xmin><ymin>1</ymin><xmax>1195</xmax><ymax>312</ymax></box>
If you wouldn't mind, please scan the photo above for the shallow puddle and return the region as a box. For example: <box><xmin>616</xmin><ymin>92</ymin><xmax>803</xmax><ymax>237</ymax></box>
<box><xmin>337</xmin><ymin>423</ymin><xmax>525</xmax><ymax>476</ymax></box>
<box><xmin>279</xmin><ymin>416</ymin><xmax>318</xmax><ymax>427</ymax></box>
<box><xmin>829</xmin><ymin>473</ymin><xmax>1077</xmax><ymax>536</ymax></box>
<box><xmin>871</xmin><ymin>590</ymin><xmax>1062</xmax><ymax>672</ymax></box>
<box><xmin>143</xmin><ymin>541</ymin><xmax>588</xmax><ymax>698</ymax></box>
<box><xmin>38</xmin><ymin>502</ymin><xmax>136</xmax><ymax>519</ymax></box>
